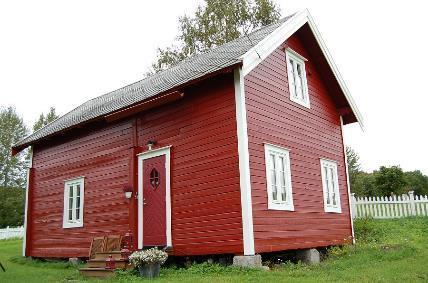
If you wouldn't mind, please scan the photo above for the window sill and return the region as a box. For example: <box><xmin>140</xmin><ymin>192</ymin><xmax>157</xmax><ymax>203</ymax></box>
<box><xmin>324</xmin><ymin>206</ymin><xmax>342</xmax><ymax>213</ymax></box>
<box><xmin>268</xmin><ymin>202</ymin><xmax>294</xmax><ymax>211</ymax></box>
<box><xmin>290</xmin><ymin>96</ymin><xmax>311</xmax><ymax>109</ymax></box>
<box><xmin>63</xmin><ymin>222</ymin><xmax>83</xmax><ymax>229</ymax></box>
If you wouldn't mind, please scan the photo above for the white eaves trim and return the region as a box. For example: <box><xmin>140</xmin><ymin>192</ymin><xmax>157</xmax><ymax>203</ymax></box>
<box><xmin>241</xmin><ymin>9</ymin><xmax>364</xmax><ymax>130</ymax></box>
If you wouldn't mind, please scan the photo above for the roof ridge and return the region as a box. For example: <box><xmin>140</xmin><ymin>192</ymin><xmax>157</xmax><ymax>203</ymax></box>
<box><xmin>148</xmin><ymin>16</ymin><xmax>293</xmax><ymax>77</ymax></box>
<box><xmin>40</xmin><ymin>16</ymin><xmax>292</xmax><ymax>118</ymax></box>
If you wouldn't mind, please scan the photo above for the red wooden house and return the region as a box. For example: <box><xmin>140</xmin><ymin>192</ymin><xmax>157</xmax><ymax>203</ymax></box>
<box><xmin>13</xmin><ymin>10</ymin><xmax>363</xmax><ymax>263</ymax></box>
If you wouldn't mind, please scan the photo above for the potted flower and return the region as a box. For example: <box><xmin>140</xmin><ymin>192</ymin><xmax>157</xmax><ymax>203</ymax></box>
<box><xmin>129</xmin><ymin>247</ymin><xmax>168</xmax><ymax>278</ymax></box>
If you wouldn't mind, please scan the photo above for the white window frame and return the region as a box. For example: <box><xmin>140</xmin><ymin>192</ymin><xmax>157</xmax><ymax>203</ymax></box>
<box><xmin>264</xmin><ymin>144</ymin><xmax>294</xmax><ymax>211</ymax></box>
<box><xmin>63</xmin><ymin>177</ymin><xmax>85</xmax><ymax>228</ymax></box>
<box><xmin>285</xmin><ymin>48</ymin><xmax>310</xmax><ymax>108</ymax></box>
<box><xmin>320</xmin><ymin>159</ymin><xmax>342</xmax><ymax>213</ymax></box>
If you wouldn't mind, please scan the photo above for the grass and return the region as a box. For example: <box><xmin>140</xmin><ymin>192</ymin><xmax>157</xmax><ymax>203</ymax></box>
<box><xmin>0</xmin><ymin>217</ymin><xmax>427</xmax><ymax>282</ymax></box>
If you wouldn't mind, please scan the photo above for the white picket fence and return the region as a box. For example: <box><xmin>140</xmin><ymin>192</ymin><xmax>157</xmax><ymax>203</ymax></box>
<box><xmin>0</xmin><ymin>226</ymin><xmax>24</xmax><ymax>240</ymax></box>
<box><xmin>351</xmin><ymin>191</ymin><xmax>428</xmax><ymax>219</ymax></box>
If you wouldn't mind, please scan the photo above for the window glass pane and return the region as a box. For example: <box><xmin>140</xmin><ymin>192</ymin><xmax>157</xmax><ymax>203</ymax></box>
<box><xmin>68</xmin><ymin>209</ymin><xmax>73</xmax><ymax>221</ymax></box>
<box><xmin>68</xmin><ymin>187</ymin><xmax>74</xmax><ymax>214</ymax></box>
<box><xmin>293</xmin><ymin>62</ymin><xmax>300</xmax><ymax>98</ymax></box>
<box><xmin>329</xmin><ymin>168</ymin><xmax>336</xmax><ymax>206</ymax></box>
<box><xmin>324</xmin><ymin>166</ymin><xmax>330</xmax><ymax>205</ymax></box>
<box><xmin>289</xmin><ymin>59</ymin><xmax>294</xmax><ymax>70</ymax></box>
<box><xmin>278</xmin><ymin>156</ymin><xmax>286</xmax><ymax>201</ymax></box>
<box><xmin>296</xmin><ymin>64</ymin><xmax>305</xmax><ymax>100</ymax></box>
<box><xmin>287</xmin><ymin>59</ymin><xmax>296</xmax><ymax>96</ymax></box>
<box><xmin>76</xmin><ymin>185</ymin><xmax>80</xmax><ymax>210</ymax></box>
<box><xmin>76</xmin><ymin>208</ymin><xmax>80</xmax><ymax>221</ymax></box>
<box><xmin>296</xmin><ymin>63</ymin><xmax>302</xmax><ymax>75</ymax></box>
<box><xmin>270</xmin><ymin>154</ymin><xmax>277</xmax><ymax>201</ymax></box>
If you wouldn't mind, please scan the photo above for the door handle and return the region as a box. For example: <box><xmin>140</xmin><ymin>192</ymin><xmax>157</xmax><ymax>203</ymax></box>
<box><xmin>143</xmin><ymin>198</ymin><xmax>147</xmax><ymax>206</ymax></box>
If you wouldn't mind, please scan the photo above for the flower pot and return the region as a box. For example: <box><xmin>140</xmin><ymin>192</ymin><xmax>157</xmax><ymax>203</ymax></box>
<box><xmin>138</xmin><ymin>263</ymin><xmax>161</xmax><ymax>278</ymax></box>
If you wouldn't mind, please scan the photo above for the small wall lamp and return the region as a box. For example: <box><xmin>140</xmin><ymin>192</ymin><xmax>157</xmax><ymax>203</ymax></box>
<box><xmin>147</xmin><ymin>140</ymin><xmax>157</xmax><ymax>150</ymax></box>
<box><xmin>123</xmin><ymin>185</ymin><xmax>133</xmax><ymax>199</ymax></box>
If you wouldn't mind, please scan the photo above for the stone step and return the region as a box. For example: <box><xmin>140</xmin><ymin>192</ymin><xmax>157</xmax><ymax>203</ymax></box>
<box><xmin>87</xmin><ymin>259</ymin><xmax>131</xmax><ymax>269</ymax></box>
<box><xmin>79</xmin><ymin>267</ymin><xmax>114</xmax><ymax>278</ymax></box>
<box><xmin>94</xmin><ymin>251</ymin><xmax>122</xmax><ymax>260</ymax></box>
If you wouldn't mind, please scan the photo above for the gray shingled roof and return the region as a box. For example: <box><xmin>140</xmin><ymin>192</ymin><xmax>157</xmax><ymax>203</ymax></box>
<box><xmin>14</xmin><ymin>15</ymin><xmax>293</xmax><ymax>151</ymax></box>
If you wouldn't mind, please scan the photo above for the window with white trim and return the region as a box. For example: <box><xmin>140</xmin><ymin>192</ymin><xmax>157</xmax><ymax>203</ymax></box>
<box><xmin>63</xmin><ymin>177</ymin><xmax>84</xmax><ymax>228</ymax></box>
<box><xmin>264</xmin><ymin>144</ymin><xmax>294</xmax><ymax>210</ymax></box>
<box><xmin>286</xmin><ymin>48</ymin><xmax>310</xmax><ymax>108</ymax></box>
<box><xmin>320</xmin><ymin>159</ymin><xmax>341</xmax><ymax>213</ymax></box>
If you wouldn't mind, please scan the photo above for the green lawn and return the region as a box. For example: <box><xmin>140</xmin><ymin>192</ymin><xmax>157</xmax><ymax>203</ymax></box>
<box><xmin>1</xmin><ymin>218</ymin><xmax>427</xmax><ymax>282</ymax></box>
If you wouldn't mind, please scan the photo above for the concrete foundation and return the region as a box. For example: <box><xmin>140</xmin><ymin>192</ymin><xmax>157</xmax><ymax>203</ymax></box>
<box><xmin>232</xmin><ymin>255</ymin><xmax>262</xmax><ymax>268</ymax></box>
<box><xmin>296</xmin><ymin>248</ymin><xmax>320</xmax><ymax>264</ymax></box>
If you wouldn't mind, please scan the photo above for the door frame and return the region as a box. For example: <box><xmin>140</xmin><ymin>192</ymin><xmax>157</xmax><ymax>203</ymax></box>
<box><xmin>137</xmin><ymin>145</ymin><xmax>172</xmax><ymax>249</ymax></box>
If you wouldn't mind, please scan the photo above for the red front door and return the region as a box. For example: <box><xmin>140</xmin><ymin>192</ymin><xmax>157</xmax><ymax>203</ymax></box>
<box><xmin>142</xmin><ymin>155</ymin><xmax>166</xmax><ymax>246</ymax></box>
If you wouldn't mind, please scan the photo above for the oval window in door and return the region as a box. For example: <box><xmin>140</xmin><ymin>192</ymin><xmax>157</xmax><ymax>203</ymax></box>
<box><xmin>150</xmin><ymin>168</ymin><xmax>160</xmax><ymax>189</ymax></box>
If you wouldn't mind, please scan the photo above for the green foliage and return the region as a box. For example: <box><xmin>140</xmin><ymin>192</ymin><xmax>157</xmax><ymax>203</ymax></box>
<box><xmin>347</xmin><ymin>147</ymin><xmax>428</xmax><ymax>197</ymax></box>
<box><xmin>404</xmin><ymin>170</ymin><xmax>428</xmax><ymax>195</ymax></box>
<box><xmin>0</xmin><ymin>106</ymin><xmax>29</xmax><ymax>188</ymax></box>
<box><xmin>32</xmin><ymin>107</ymin><xmax>59</xmax><ymax>132</ymax></box>
<box><xmin>0</xmin><ymin>186</ymin><xmax>25</xmax><ymax>228</ymax></box>
<box><xmin>150</xmin><ymin>0</ymin><xmax>281</xmax><ymax>73</ymax></box>
<box><xmin>346</xmin><ymin>146</ymin><xmax>361</xmax><ymax>192</ymax></box>
<box><xmin>353</xmin><ymin>217</ymin><xmax>386</xmax><ymax>244</ymax></box>
<box><xmin>174</xmin><ymin>262</ymin><xmax>253</xmax><ymax>275</ymax></box>
<box><xmin>374</xmin><ymin>166</ymin><xmax>408</xmax><ymax>195</ymax></box>
<box><xmin>351</xmin><ymin>171</ymin><xmax>377</xmax><ymax>197</ymax></box>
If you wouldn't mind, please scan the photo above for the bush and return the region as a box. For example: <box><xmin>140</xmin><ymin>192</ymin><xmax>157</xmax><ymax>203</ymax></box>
<box><xmin>0</xmin><ymin>187</ymin><xmax>25</xmax><ymax>228</ymax></box>
<box><xmin>354</xmin><ymin>217</ymin><xmax>385</xmax><ymax>243</ymax></box>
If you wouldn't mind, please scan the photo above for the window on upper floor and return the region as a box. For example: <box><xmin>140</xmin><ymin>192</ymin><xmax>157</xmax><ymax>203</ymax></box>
<box><xmin>285</xmin><ymin>48</ymin><xmax>310</xmax><ymax>108</ymax></box>
<box><xmin>320</xmin><ymin>159</ymin><xmax>341</xmax><ymax>213</ymax></box>
<box><xmin>63</xmin><ymin>177</ymin><xmax>85</xmax><ymax>228</ymax></box>
<box><xmin>264</xmin><ymin>144</ymin><xmax>294</xmax><ymax>211</ymax></box>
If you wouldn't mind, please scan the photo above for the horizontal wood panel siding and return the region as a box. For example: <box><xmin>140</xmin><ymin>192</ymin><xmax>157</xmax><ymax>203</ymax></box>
<box><xmin>137</xmin><ymin>74</ymin><xmax>243</xmax><ymax>256</ymax></box>
<box><xmin>245</xmin><ymin>33</ymin><xmax>352</xmax><ymax>253</ymax></box>
<box><xmin>29</xmin><ymin>120</ymin><xmax>133</xmax><ymax>258</ymax></box>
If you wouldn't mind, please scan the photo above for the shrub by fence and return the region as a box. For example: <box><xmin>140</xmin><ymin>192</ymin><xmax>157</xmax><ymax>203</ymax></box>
<box><xmin>351</xmin><ymin>191</ymin><xmax>428</xmax><ymax>219</ymax></box>
<box><xmin>0</xmin><ymin>226</ymin><xmax>24</xmax><ymax>240</ymax></box>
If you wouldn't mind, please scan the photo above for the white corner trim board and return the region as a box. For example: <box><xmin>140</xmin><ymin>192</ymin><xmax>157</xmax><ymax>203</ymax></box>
<box><xmin>23</xmin><ymin>148</ymin><xmax>33</xmax><ymax>256</ymax></box>
<box><xmin>137</xmin><ymin>146</ymin><xmax>172</xmax><ymax>249</ymax></box>
<box><xmin>340</xmin><ymin>116</ymin><xmax>355</xmax><ymax>243</ymax></box>
<box><xmin>240</xmin><ymin>9</ymin><xmax>364</xmax><ymax>130</ymax></box>
<box><xmin>234</xmin><ymin>67</ymin><xmax>255</xmax><ymax>256</ymax></box>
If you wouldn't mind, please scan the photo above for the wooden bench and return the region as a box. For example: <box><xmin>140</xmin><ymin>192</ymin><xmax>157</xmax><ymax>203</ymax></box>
<box><xmin>88</xmin><ymin>235</ymin><xmax>122</xmax><ymax>259</ymax></box>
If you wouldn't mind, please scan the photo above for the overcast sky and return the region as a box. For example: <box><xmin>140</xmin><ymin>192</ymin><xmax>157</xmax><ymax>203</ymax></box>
<box><xmin>1</xmin><ymin>0</ymin><xmax>427</xmax><ymax>174</ymax></box>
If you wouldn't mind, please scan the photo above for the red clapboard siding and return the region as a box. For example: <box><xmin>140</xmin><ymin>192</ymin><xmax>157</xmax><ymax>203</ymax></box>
<box><xmin>29</xmin><ymin>119</ymin><xmax>133</xmax><ymax>258</ymax></box>
<box><xmin>28</xmin><ymin>73</ymin><xmax>242</xmax><ymax>258</ymax></box>
<box><xmin>244</xmin><ymin>32</ymin><xmax>352</xmax><ymax>253</ymax></box>
<box><xmin>136</xmin><ymin>74</ymin><xmax>243</xmax><ymax>256</ymax></box>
